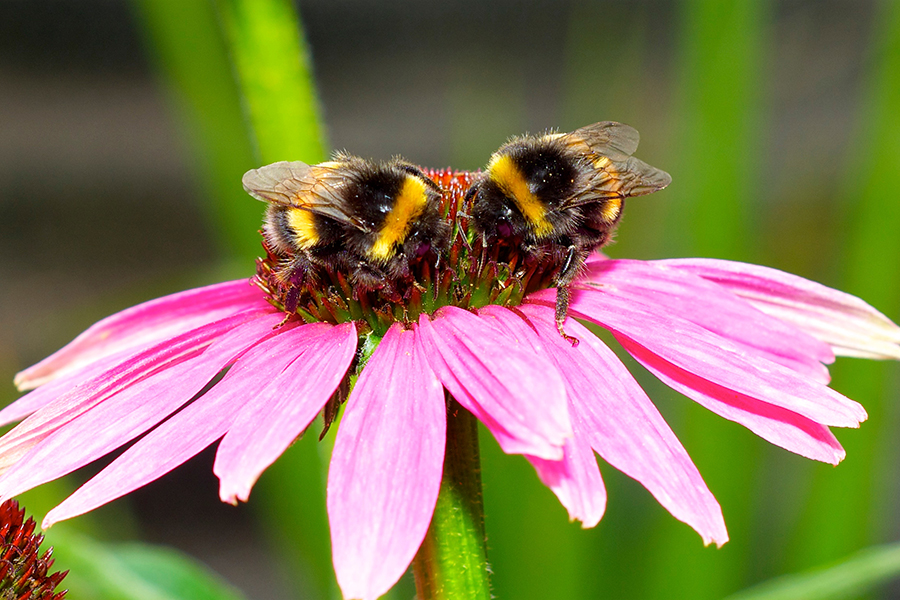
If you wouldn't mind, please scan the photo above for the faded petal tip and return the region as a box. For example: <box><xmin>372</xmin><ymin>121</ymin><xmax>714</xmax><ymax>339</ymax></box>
<box><xmin>658</xmin><ymin>258</ymin><xmax>900</xmax><ymax>361</ymax></box>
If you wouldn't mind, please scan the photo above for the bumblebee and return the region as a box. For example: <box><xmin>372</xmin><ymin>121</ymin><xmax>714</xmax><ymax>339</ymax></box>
<box><xmin>468</xmin><ymin>121</ymin><xmax>672</xmax><ymax>339</ymax></box>
<box><xmin>242</xmin><ymin>153</ymin><xmax>450</xmax><ymax>299</ymax></box>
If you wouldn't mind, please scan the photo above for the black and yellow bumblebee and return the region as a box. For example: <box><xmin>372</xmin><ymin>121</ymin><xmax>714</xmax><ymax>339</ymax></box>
<box><xmin>242</xmin><ymin>153</ymin><xmax>450</xmax><ymax>295</ymax></box>
<box><xmin>467</xmin><ymin>121</ymin><xmax>672</xmax><ymax>339</ymax></box>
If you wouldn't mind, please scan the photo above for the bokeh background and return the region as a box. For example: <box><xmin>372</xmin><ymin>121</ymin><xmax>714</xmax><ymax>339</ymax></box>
<box><xmin>2</xmin><ymin>0</ymin><xmax>899</xmax><ymax>598</ymax></box>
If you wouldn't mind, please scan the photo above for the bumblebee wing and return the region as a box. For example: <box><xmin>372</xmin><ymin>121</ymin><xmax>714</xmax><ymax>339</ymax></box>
<box><xmin>242</xmin><ymin>161</ymin><xmax>368</xmax><ymax>229</ymax></box>
<box><xmin>555</xmin><ymin>122</ymin><xmax>671</xmax><ymax>206</ymax></box>
<box><xmin>562</xmin><ymin>121</ymin><xmax>642</xmax><ymax>157</ymax></box>
<box><xmin>564</xmin><ymin>155</ymin><xmax>672</xmax><ymax>207</ymax></box>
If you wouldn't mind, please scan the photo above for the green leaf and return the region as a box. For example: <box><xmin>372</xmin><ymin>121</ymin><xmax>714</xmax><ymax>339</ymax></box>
<box><xmin>724</xmin><ymin>542</ymin><xmax>900</xmax><ymax>600</ymax></box>
<box><xmin>47</xmin><ymin>528</ymin><xmax>246</xmax><ymax>600</ymax></box>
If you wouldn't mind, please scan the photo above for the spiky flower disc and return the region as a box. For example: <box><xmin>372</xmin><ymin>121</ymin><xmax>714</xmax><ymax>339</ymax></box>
<box><xmin>0</xmin><ymin>500</ymin><xmax>66</xmax><ymax>600</ymax></box>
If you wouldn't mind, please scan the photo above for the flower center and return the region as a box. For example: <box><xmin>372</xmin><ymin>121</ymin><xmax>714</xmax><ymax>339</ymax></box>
<box><xmin>253</xmin><ymin>168</ymin><xmax>561</xmax><ymax>336</ymax></box>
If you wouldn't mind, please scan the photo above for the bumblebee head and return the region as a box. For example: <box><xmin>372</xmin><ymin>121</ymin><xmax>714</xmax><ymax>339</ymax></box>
<box><xmin>470</xmin><ymin>137</ymin><xmax>580</xmax><ymax>242</ymax></box>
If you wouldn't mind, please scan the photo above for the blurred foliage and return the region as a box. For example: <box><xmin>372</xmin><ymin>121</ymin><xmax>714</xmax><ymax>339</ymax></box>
<box><xmin>47</xmin><ymin>526</ymin><xmax>246</xmax><ymax>600</ymax></box>
<box><xmin>786</xmin><ymin>0</ymin><xmax>900</xmax><ymax>576</ymax></box>
<box><xmin>132</xmin><ymin>0</ymin><xmax>261</xmax><ymax>262</ymax></box>
<box><xmin>725</xmin><ymin>541</ymin><xmax>900</xmax><ymax>600</ymax></box>
<box><xmin>35</xmin><ymin>0</ymin><xmax>900</xmax><ymax>598</ymax></box>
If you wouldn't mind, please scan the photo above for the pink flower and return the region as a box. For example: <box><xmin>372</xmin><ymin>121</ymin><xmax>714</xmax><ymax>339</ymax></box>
<box><xmin>2</xmin><ymin>255</ymin><xmax>898</xmax><ymax>600</ymax></box>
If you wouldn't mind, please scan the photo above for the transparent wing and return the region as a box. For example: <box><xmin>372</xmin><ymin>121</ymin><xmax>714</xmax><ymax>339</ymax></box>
<box><xmin>563</xmin><ymin>121</ymin><xmax>642</xmax><ymax>157</ymax></box>
<box><xmin>242</xmin><ymin>161</ymin><xmax>369</xmax><ymax>230</ymax></box>
<box><xmin>560</xmin><ymin>122</ymin><xmax>672</xmax><ymax>206</ymax></box>
<box><xmin>572</xmin><ymin>155</ymin><xmax>672</xmax><ymax>205</ymax></box>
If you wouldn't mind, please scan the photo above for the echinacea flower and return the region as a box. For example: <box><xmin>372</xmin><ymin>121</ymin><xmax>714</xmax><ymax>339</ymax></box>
<box><xmin>2</xmin><ymin>170</ymin><xmax>898</xmax><ymax>600</ymax></box>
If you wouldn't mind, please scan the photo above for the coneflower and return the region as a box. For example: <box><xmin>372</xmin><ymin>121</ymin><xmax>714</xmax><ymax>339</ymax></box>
<box><xmin>1</xmin><ymin>155</ymin><xmax>897</xmax><ymax>599</ymax></box>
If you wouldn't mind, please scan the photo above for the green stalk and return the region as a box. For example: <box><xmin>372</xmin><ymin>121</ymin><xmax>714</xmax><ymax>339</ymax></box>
<box><xmin>412</xmin><ymin>396</ymin><xmax>492</xmax><ymax>599</ymax></box>
<box><xmin>213</xmin><ymin>0</ymin><xmax>326</xmax><ymax>165</ymax></box>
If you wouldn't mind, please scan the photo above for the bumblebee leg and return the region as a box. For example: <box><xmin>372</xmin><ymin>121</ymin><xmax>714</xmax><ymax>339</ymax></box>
<box><xmin>275</xmin><ymin>255</ymin><xmax>317</xmax><ymax>314</ymax></box>
<box><xmin>555</xmin><ymin>244</ymin><xmax>582</xmax><ymax>287</ymax></box>
<box><xmin>554</xmin><ymin>286</ymin><xmax>579</xmax><ymax>346</ymax></box>
<box><xmin>554</xmin><ymin>245</ymin><xmax>582</xmax><ymax>346</ymax></box>
<box><xmin>352</xmin><ymin>264</ymin><xmax>403</xmax><ymax>301</ymax></box>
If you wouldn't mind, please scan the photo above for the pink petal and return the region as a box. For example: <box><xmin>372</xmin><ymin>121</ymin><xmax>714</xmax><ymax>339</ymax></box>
<box><xmin>0</xmin><ymin>306</ymin><xmax>274</xmax><ymax>475</ymax></box>
<box><xmin>581</xmin><ymin>259</ymin><xmax>834</xmax><ymax>382</ymax></box>
<box><xmin>0</xmin><ymin>349</ymin><xmax>134</xmax><ymax>427</ymax></box>
<box><xmin>520</xmin><ymin>304</ymin><xmax>729</xmax><ymax>546</ymax></box>
<box><xmin>416</xmin><ymin>306</ymin><xmax>571</xmax><ymax>460</ymax></box>
<box><xmin>215</xmin><ymin>322</ymin><xmax>357</xmax><ymax>503</ymax></box>
<box><xmin>15</xmin><ymin>279</ymin><xmax>263</xmax><ymax>390</ymax></box>
<box><xmin>657</xmin><ymin>258</ymin><xmax>900</xmax><ymax>360</ymax></box>
<box><xmin>328</xmin><ymin>324</ymin><xmax>445</xmax><ymax>600</ymax></box>
<box><xmin>0</xmin><ymin>311</ymin><xmax>285</xmax><ymax>500</ymax></box>
<box><xmin>42</xmin><ymin>320</ymin><xmax>327</xmax><ymax>527</ymax></box>
<box><xmin>620</xmin><ymin>338</ymin><xmax>846</xmax><ymax>464</ymax></box>
<box><xmin>527</xmin><ymin>432</ymin><xmax>606</xmax><ymax>528</ymax></box>
<box><xmin>530</xmin><ymin>286</ymin><xmax>866</xmax><ymax>428</ymax></box>
<box><xmin>475</xmin><ymin>305</ymin><xmax>606</xmax><ymax>526</ymax></box>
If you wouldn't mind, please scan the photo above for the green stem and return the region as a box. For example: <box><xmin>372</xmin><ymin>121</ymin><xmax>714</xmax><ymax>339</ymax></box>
<box><xmin>213</xmin><ymin>0</ymin><xmax>327</xmax><ymax>164</ymax></box>
<box><xmin>413</xmin><ymin>396</ymin><xmax>492</xmax><ymax>599</ymax></box>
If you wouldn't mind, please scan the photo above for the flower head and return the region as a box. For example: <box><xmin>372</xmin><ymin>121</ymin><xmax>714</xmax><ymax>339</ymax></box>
<box><xmin>2</xmin><ymin>160</ymin><xmax>898</xmax><ymax>600</ymax></box>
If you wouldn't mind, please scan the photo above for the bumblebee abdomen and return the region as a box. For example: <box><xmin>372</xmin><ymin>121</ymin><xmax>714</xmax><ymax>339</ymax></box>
<box><xmin>285</xmin><ymin>206</ymin><xmax>321</xmax><ymax>248</ymax></box>
<box><xmin>264</xmin><ymin>205</ymin><xmax>320</xmax><ymax>255</ymax></box>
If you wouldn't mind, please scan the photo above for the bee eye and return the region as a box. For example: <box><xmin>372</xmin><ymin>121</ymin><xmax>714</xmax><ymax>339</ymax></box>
<box><xmin>497</xmin><ymin>222</ymin><xmax>513</xmax><ymax>237</ymax></box>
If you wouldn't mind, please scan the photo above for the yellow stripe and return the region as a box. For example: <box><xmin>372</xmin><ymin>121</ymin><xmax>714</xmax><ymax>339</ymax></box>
<box><xmin>368</xmin><ymin>175</ymin><xmax>429</xmax><ymax>261</ymax></box>
<box><xmin>286</xmin><ymin>207</ymin><xmax>319</xmax><ymax>248</ymax></box>
<box><xmin>489</xmin><ymin>154</ymin><xmax>554</xmax><ymax>238</ymax></box>
<box><xmin>601</xmin><ymin>197</ymin><xmax>622</xmax><ymax>222</ymax></box>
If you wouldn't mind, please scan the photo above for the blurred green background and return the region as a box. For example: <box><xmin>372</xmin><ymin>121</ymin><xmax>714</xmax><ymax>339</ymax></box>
<box><xmin>2</xmin><ymin>0</ymin><xmax>899</xmax><ymax>598</ymax></box>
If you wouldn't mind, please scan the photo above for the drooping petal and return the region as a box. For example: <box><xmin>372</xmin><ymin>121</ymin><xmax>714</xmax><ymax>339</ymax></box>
<box><xmin>476</xmin><ymin>305</ymin><xmax>606</xmax><ymax>526</ymax></box>
<box><xmin>328</xmin><ymin>323</ymin><xmax>445</xmax><ymax>600</ymax></box>
<box><xmin>417</xmin><ymin>306</ymin><xmax>571</xmax><ymax>461</ymax></box>
<box><xmin>14</xmin><ymin>279</ymin><xmax>264</xmax><ymax>391</ymax></box>
<box><xmin>580</xmin><ymin>259</ymin><xmax>834</xmax><ymax>382</ymax></box>
<box><xmin>0</xmin><ymin>311</ymin><xmax>285</xmax><ymax>500</ymax></box>
<box><xmin>657</xmin><ymin>258</ymin><xmax>900</xmax><ymax>360</ymax></box>
<box><xmin>519</xmin><ymin>304</ymin><xmax>729</xmax><ymax>546</ymax></box>
<box><xmin>42</xmin><ymin>320</ymin><xmax>328</xmax><ymax>527</ymax></box>
<box><xmin>620</xmin><ymin>338</ymin><xmax>846</xmax><ymax>463</ymax></box>
<box><xmin>215</xmin><ymin>322</ymin><xmax>357</xmax><ymax>504</ymax></box>
<box><xmin>0</xmin><ymin>306</ymin><xmax>274</xmax><ymax>474</ymax></box>
<box><xmin>527</xmin><ymin>435</ymin><xmax>607</xmax><ymax>529</ymax></box>
<box><xmin>531</xmin><ymin>287</ymin><xmax>866</xmax><ymax>428</ymax></box>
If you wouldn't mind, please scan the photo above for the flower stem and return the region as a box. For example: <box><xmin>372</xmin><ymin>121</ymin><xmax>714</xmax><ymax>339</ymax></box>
<box><xmin>213</xmin><ymin>0</ymin><xmax>327</xmax><ymax>165</ymax></box>
<box><xmin>412</xmin><ymin>395</ymin><xmax>492</xmax><ymax>599</ymax></box>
